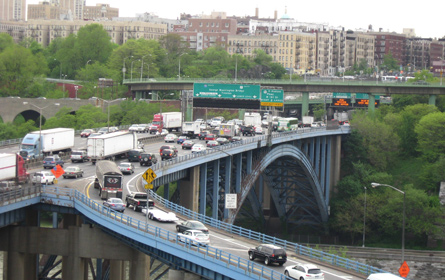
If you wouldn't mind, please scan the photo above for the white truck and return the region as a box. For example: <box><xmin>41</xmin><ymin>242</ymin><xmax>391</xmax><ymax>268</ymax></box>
<box><xmin>334</xmin><ymin>111</ymin><xmax>349</xmax><ymax>123</ymax></box>
<box><xmin>87</xmin><ymin>131</ymin><xmax>138</xmax><ymax>164</ymax></box>
<box><xmin>302</xmin><ymin>116</ymin><xmax>315</xmax><ymax>127</ymax></box>
<box><xmin>153</xmin><ymin>112</ymin><xmax>182</xmax><ymax>132</ymax></box>
<box><xmin>244</xmin><ymin>112</ymin><xmax>262</xmax><ymax>127</ymax></box>
<box><xmin>19</xmin><ymin>128</ymin><xmax>75</xmax><ymax>160</ymax></box>
<box><xmin>217</xmin><ymin>123</ymin><xmax>239</xmax><ymax>138</ymax></box>
<box><xmin>182</xmin><ymin>121</ymin><xmax>201</xmax><ymax>138</ymax></box>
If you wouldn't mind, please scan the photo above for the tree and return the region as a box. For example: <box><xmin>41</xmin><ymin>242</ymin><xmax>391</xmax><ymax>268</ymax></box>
<box><xmin>415</xmin><ymin>111</ymin><xmax>445</xmax><ymax>161</ymax></box>
<box><xmin>0</xmin><ymin>33</ymin><xmax>14</xmax><ymax>52</ymax></box>
<box><xmin>76</xmin><ymin>24</ymin><xmax>114</xmax><ymax>66</ymax></box>
<box><xmin>380</xmin><ymin>52</ymin><xmax>400</xmax><ymax>72</ymax></box>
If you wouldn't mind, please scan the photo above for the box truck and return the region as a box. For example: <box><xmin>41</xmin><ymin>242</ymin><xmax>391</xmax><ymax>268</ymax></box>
<box><xmin>19</xmin><ymin>128</ymin><xmax>75</xmax><ymax>160</ymax></box>
<box><xmin>182</xmin><ymin>121</ymin><xmax>201</xmax><ymax>138</ymax></box>
<box><xmin>152</xmin><ymin>112</ymin><xmax>182</xmax><ymax>132</ymax></box>
<box><xmin>244</xmin><ymin>112</ymin><xmax>262</xmax><ymax>127</ymax></box>
<box><xmin>87</xmin><ymin>131</ymin><xmax>138</xmax><ymax>164</ymax></box>
<box><xmin>217</xmin><ymin>124</ymin><xmax>240</xmax><ymax>138</ymax></box>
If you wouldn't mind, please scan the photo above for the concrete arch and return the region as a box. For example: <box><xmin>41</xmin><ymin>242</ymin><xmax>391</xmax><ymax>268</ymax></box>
<box><xmin>227</xmin><ymin>144</ymin><xmax>328</xmax><ymax>227</ymax></box>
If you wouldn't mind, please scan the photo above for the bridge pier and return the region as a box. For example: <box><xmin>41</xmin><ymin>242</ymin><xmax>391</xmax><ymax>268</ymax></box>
<box><xmin>302</xmin><ymin>92</ymin><xmax>309</xmax><ymax>116</ymax></box>
<box><xmin>168</xmin><ymin>269</ymin><xmax>200</xmax><ymax>280</ymax></box>
<box><xmin>179</xmin><ymin>165</ymin><xmax>200</xmax><ymax>212</ymax></box>
<box><xmin>429</xmin><ymin>94</ymin><xmax>436</xmax><ymax>105</ymax></box>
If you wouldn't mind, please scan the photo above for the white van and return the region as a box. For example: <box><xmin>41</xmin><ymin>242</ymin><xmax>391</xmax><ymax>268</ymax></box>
<box><xmin>367</xmin><ymin>273</ymin><xmax>405</xmax><ymax>280</ymax></box>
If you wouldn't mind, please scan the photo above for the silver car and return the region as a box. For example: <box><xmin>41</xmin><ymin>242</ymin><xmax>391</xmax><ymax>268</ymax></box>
<box><xmin>103</xmin><ymin>198</ymin><xmax>125</xmax><ymax>213</ymax></box>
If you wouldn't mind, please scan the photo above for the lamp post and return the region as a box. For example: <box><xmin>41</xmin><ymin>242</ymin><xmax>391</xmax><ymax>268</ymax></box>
<box><xmin>74</xmin><ymin>86</ymin><xmax>79</xmax><ymax>99</ymax></box>
<box><xmin>102</xmin><ymin>99</ymin><xmax>122</xmax><ymax>133</ymax></box>
<box><xmin>234</xmin><ymin>43</ymin><xmax>243</xmax><ymax>81</ymax></box>
<box><xmin>141</xmin><ymin>54</ymin><xmax>151</xmax><ymax>81</ymax></box>
<box><xmin>122</xmin><ymin>56</ymin><xmax>133</xmax><ymax>83</ymax></box>
<box><xmin>362</xmin><ymin>186</ymin><xmax>367</xmax><ymax>247</ymax></box>
<box><xmin>178</xmin><ymin>53</ymin><xmax>185</xmax><ymax>80</ymax></box>
<box><xmin>131</xmin><ymin>59</ymin><xmax>140</xmax><ymax>80</ymax></box>
<box><xmin>62</xmin><ymin>74</ymin><xmax>67</xmax><ymax>98</ymax></box>
<box><xmin>371</xmin><ymin>182</ymin><xmax>406</xmax><ymax>264</ymax></box>
<box><xmin>22</xmin><ymin>102</ymin><xmax>60</xmax><ymax>158</ymax></box>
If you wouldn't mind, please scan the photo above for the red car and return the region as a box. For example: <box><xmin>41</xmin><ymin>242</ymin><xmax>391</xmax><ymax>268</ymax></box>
<box><xmin>80</xmin><ymin>129</ymin><xmax>95</xmax><ymax>138</ymax></box>
<box><xmin>204</xmin><ymin>133</ymin><xmax>216</xmax><ymax>142</ymax></box>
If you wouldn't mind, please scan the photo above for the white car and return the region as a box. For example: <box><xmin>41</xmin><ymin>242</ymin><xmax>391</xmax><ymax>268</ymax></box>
<box><xmin>32</xmin><ymin>171</ymin><xmax>56</xmax><ymax>185</ymax></box>
<box><xmin>164</xmin><ymin>134</ymin><xmax>178</xmax><ymax>143</ymax></box>
<box><xmin>191</xmin><ymin>144</ymin><xmax>207</xmax><ymax>153</ymax></box>
<box><xmin>284</xmin><ymin>263</ymin><xmax>324</xmax><ymax>280</ymax></box>
<box><xmin>129</xmin><ymin>124</ymin><xmax>139</xmax><ymax>132</ymax></box>
<box><xmin>142</xmin><ymin>208</ymin><xmax>179</xmax><ymax>222</ymax></box>
<box><xmin>177</xmin><ymin>229</ymin><xmax>210</xmax><ymax>246</ymax></box>
<box><xmin>156</xmin><ymin>129</ymin><xmax>168</xmax><ymax>136</ymax></box>
<box><xmin>254</xmin><ymin>126</ymin><xmax>263</xmax><ymax>134</ymax></box>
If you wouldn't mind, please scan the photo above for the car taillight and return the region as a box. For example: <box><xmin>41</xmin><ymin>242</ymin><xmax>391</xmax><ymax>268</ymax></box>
<box><xmin>111</xmin><ymin>204</ymin><xmax>115</xmax><ymax>206</ymax></box>
<box><xmin>138</xmin><ymin>156</ymin><xmax>141</xmax><ymax>159</ymax></box>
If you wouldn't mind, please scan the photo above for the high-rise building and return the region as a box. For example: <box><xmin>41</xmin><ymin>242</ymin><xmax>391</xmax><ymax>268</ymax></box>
<box><xmin>0</xmin><ymin>0</ymin><xmax>26</xmax><ymax>21</ymax></box>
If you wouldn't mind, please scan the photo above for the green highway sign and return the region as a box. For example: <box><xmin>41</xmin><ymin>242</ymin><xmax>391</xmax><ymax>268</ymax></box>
<box><xmin>193</xmin><ymin>83</ymin><xmax>260</xmax><ymax>99</ymax></box>
<box><xmin>260</xmin><ymin>89</ymin><xmax>284</xmax><ymax>107</ymax></box>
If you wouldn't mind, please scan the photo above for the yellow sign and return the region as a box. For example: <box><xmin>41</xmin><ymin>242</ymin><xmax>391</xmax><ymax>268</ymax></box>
<box><xmin>144</xmin><ymin>184</ymin><xmax>153</xmax><ymax>189</ymax></box>
<box><xmin>260</xmin><ymin>102</ymin><xmax>283</xmax><ymax>107</ymax></box>
<box><xmin>142</xmin><ymin>168</ymin><xmax>157</xmax><ymax>184</ymax></box>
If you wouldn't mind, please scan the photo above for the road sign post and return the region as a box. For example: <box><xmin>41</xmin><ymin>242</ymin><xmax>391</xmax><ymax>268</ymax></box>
<box><xmin>142</xmin><ymin>168</ymin><xmax>157</xmax><ymax>225</ymax></box>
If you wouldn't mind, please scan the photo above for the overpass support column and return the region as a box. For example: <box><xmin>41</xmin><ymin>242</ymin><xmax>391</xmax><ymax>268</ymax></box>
<box><xmin>129</xmin><ymin>251</ymin><xmax>150</xmax><ymax>280</ymax></box>
<box><xmin>109</xmin><ymin>260</ymin><xmax>124</xmax><ymax>280</ymax></box>
<box><xmin>169</xmin><ymin>270</ymin><xmax>200</xmax><ymax>280</ymax></box>
<box><xmin>235</xmin><ymin>154</ymin><xmax>242</xmax><ymax>193</ymax></box>
<box><xmin>199</xmin><ymin>163</ymin><xmax>207</xmax><ymax>215</ymax></box>
<box><xmin>368</xmin><ymin>94</ymin><xmax>376</xmax><ymax>112</ymax></box>
<box><xmin>223</xmin><ymin>156</ymin><xmax>232</xmax><ymax>219</ymax></box>
<box><xmin>429</xmin><ymin>95</ymin><xmax>436</xmax><ymax>106</ymax></box>
<box><xmin>180</xmin><ymin>165</ymin><xmax>200</xmax><ymax>212</ymax></box>
<box><xmin>301</xmin><ymin>92</ymin><xmax>309</xmax><ymax>117</ymax></box>
<box><xmin>331</xmin><ymin>135</ymin><xmax>341</xmax><ymax>189</ymax></box>
<box><xmin>212</xmin><ymin>160</ymin><xmax>220</xmax><ymax>219</ymax></box>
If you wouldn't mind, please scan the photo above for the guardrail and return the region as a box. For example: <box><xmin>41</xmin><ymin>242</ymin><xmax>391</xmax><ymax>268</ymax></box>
<box><xmin>38</xmin><ymin>186</ymin><xmax>287</xmax><ymax>280</ymax></box>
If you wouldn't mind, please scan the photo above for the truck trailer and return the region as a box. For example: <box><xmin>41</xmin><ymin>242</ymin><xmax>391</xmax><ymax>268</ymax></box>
<box><xmin>87</xmin><ymin>131</ymin><xmax>138</xmax><ymax>164</ymax></box>
<box><xmin>94</xmin><ymin>160</ymin><xmax>123</xmax><ymax>199</ymax></box>
<box><xmin>152</xmin><ymin>112</ymin><xmax>182</xmax><ymax>132</ymax></box>
<box><xmin>182</xmin><ymin>121</ymin><xmax>201</xmax><ymax>138</ymax></box>
<box><xmin>216</xmin><ymin>124</ymin><xmax>240</xmax><ymax>138</ymax></box>
<box><xmin>0</xmin><ymin>153</ymin><xmax>29</xmax><ymax>186</ymax></box>
<box><xmin>19</xmin><ymin>128</ymin><xmax>75</xmax><ymax>160</ymax></box>
<box><xmin>244</xmin><ymin>112</ymin><xmax>262</xmax><ymax>127</ymax></box>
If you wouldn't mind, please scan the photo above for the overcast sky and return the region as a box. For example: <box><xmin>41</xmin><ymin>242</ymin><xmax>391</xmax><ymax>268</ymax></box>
<box><xmin>27</xmin><ymin>0</ymin><xmax>443</xmax><ymax>39</ymax></box>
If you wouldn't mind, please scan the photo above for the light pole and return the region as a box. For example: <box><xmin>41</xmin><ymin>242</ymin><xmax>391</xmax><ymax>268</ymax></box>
<box><xmin>141</xmin><ymin>54</ymin><xmax>151</xmax><ymax>81</ymax></box>
<box><xmin>22</xmin><ymin>102</ymin><xmax>60</xmax><ymax>158</ymax></box>
<box><xmin>62</xmin><ymin>74</ymin><xmax>67</xmax><ymax>98</ymax></box>
<box><xmin>371</xmin><ymin>182</ymin><xmax>406</xmax><ymax>264</ymax></box>
<box><xmin>131</xmin><ymin>59</ymin><xmax>140</xmax><ymax>80</ymax></box>
<box><xmin>102</xmin><ymin>99</ymin><xmax>122</xmax><ymax>132</ymax></box>
<box><xmin>234</xmin><ymin>43</ymin><xmax>243</xmax><ymax>81</ymax></box>
<box><xmin>86</xmin><ymin>60</ymin><xmax>91</xmax><ymax>81</ymax></box>
<box><xmin>74</xmin><ymin>86</ymin><xmax>79</xmax><ymax>99</ymax></box>
<box><xmin>122</xmin><ymin>56</ymin><xmax>133</xmax><ymax>83</ymax></box>
<box><xmin>363</xmin><ymin>186</ymin><xmax>367</xmax><ymax>248</ymax></box>
<box><xmin>178</xmin><ymin>53</ymin><xmax>185</xmax><ymax>80</ymax></box>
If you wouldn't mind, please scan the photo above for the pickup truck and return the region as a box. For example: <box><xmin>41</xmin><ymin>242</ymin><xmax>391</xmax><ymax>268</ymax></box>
<box><xmin>125</xmin><ymin>192</ymin><xmax>154</xmax><ymax>212</ymax></box>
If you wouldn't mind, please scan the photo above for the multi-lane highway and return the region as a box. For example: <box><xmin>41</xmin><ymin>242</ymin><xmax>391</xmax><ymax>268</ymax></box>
<box><xmin>2</xmin><ymin>130</ymin><xmax>366</xmax><ymax>280</ymax></box>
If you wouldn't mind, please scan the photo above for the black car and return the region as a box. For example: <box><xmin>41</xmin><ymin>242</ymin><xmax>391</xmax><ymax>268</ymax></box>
<box><xmin>248</xmin><ymin>244</ymin><xmax>287</xmax><ymax>266</ymax></box>
<box><xmin>216</xmin><ymin>138</ymin><xmax>229</xmax><ymax>145</ymax></box>
<box><xmin>161</xmin><ymin>149</ymin><xmax>178</xmax><ymax>160</ymax></box>
<box><xmin>159</xmin><ymin>145</ymin><xmax>178</xmax><ymax>155</ymax></box>
<box><xmin>182</xmin><ymin>140</ymin><xmax>195</xmax><ymax>150</ymax></box>
<box><xmin>198</xmin><ymin>131</ymin><xmax>209</xmax><ymax>140</ymax></box>
<box><xmin>241</xmin><ymin>125</ymin><xmax>256</xmax><ymax>136</ymax></box>
<box><xmin>43</xmin><ymin>155</ymin><xmax>64</xmax><ymax>169</ymax></box>
<box><xmin>140</xmin><ymin>152</ymin><xmax>158</xmax><ymax>166</ymax></box>
<box><xmin>176</xmin><ymin>220</ymin><xmax>209</xmax><ymax>234</ymax></box>
<box><xmin>128</xmin><ymin>148</ymin><xmax>144</xmax><ymax>162</ymax></box>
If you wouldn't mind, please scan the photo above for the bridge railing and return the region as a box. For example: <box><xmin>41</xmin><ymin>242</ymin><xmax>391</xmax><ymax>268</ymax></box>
<box><xmin>37</xmin><ymin>186</ymin><xmax>287</xmax><ymax>280</ymax></box>
<box><xmin>147</xmin><ymin>160</ymin><xmax>387</xmax><ymax>277</ymax></box>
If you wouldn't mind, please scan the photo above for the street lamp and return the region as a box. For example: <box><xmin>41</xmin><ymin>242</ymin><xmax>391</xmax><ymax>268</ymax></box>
<box><xmin>234</xmin><ymin>43</ymin><xmax>243</xmax><ymax>81</ymax></box>
<box><xmin>131</xmin><ymin>59</ymin><xmax>140</xmax><ymax>80</ymax></box>
<box><xmin>102</xmin><ymin>99</ymin><xmax>122</xmax><ymax>133</ymax></box>
<box><xmin>122</xmin><ymin>56</ymin><xmax>133</xmax><ymax>83</ymax></box>
<box><xmin>62</xmin><ymin>74</ymin><xmax>67</xmax><ymax>98</ymax></box>
<box><xmin>74</xmin><ymin>85</ymin><xmax>79</xmax><ymax>99</ymax></box>
<box><xmin>363</xmin><ymin>186</ymin><xmax>367</xmax><ymax>248</ymax></box>
<box><xmin>178</xmin><ymin>53</ymin><xmax>185</xmax><ymax>80</ymax></box>
<box><xmin>22</xmin><ymin>102</ymin><xmax>60</xmax><ymax>158</ymax></box>
<box><xmin>371</xmin><ymin>182</ymin><xmax>406</xmax><ymax>264</ymax></box>
<box><xmin>141</xmin><ymin>54</ymin><xmax>151</xmax><ymax>81</ymax></box>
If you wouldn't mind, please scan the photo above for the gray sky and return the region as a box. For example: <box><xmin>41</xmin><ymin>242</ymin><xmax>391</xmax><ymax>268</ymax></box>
<box><xmin>27</xmin><ymin>0</ymin><xmax>443</xmax><ymax>39</ymax></box>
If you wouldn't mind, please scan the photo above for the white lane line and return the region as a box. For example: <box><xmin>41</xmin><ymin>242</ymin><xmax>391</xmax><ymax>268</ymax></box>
<box><xmin>126</xmin><ymin>172</ymin><xmax>144</xmax><ymax>194</ymax></box>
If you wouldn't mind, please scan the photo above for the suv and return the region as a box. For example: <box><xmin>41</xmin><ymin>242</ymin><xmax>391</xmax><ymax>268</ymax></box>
<box><xmin>128</xmin><ymin>149</ymin><xmax>144</xmax><ymax>162</ymax></box>
<box><xmin>161</xmin><ymin>149</ymin><xmax>178</xmax><ymax>161</ymax></box>
<box><xmin>140</xmin><ymin>153</ymin><xmax>158</xmax><ymax>166</ymax></box>
<box><xmin>198</xmin><ymin>131</ymin><xmax>209</xmax><ymax>140</ymax></box>
<box><xmin>241</xmin><ymin>125</ymin><xmax>256</xmax><ymax>136</ymax></box>
<box><xmin>43</xmin><ymin>155</ymin><xmax>64</xmax><ymax>169</ymax></box>
<box><xmin>159</xmin><ymin>145</ymin><xmax>178</xmax><ymax>155</ymax></box>
<box><xmin>248</xmin><ymin>244</ymin><xmax>287</xmax><ymax>266</ymax></box>
<box><xmin>71</xmin><ymin>150</ymin><xmax>88</xmax><ymax>163</ymax></box>
<box><xmin>32</xmin><ymin>171</ymin><xmax>56</xmax><ymax>185</ymax></box>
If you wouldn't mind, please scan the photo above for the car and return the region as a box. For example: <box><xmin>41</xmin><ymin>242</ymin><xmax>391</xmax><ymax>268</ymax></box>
<box><xmin>164</xmin><ymin>134</ymin><xmax>178</xmax><ymax>143</ymax></box>
<box><xmin>366</xmin><ymin>273</ymin><xmax>405</xmax><ymax>280</ymax></box>
<box><xmin>284</xmin><ymin>263</ymin><xmax>324</xmax><ymax>280</ymax></box>
<box><xmin>70</xmin><ymin>150</ymin><xmax>88</xmax><ymax>163</ymax></box>
<box><xmin>159</xmin><ymin>145</ymin><xmax>178</xmax><ymax>155</ymax></box>
<box><xmin>216</xmin><ymin>138</ymin><xmax>229</xmax><ymax>145</ymax></box>
<box><xmin>137</xmin><ymin>124</ymin><xmax>149</xmax><ymax>133</ymax></box>
<box><xmin>103</xmin><ymin>198</ymin><xmax>125</xmax><ymax>213</ymax></box>
<box><xmin>254</xmin><ymin>126</ymin><xmax>263</xmax><ymax>134</ymax></box>
<box><xmin>241</xmin><ymin>125</ymin><xmax>256</xmax><ymax>136</ymax></box>
<box><xmin>31</xmin><ymin>171</ymin><xmax>56</xmax><ymax>185</ymax></box>
<box><xmin>129</xmin><ymin>124</ymin><xmax>140</xmax><ymax>132</ymax></box>
<box><xmin>230</xmin><ymin>136</ymin><xmax>242</xmax><ymax>143</ymax></box>
<box><xmin>248</xmin><ymin>244</ymin><xmax>287</xmax><ymax>266</ymax></box>
<box><xmin>161</xmin><ymin>149</ymin><xmax>178</xmax><ymax>160</ymax></box>
<box><xmin>108</xmin><ymin>126</ymin><xmax>119</xmax><ymax>133</ymax></box>
<box><xmin>195</xmin><ymin>118</ymin><xmax>205</xmax><ymax>125</ymax></box>
<box><xmin>97</xmin><ymin>127</ymin><xmax>109</xmax><ymax>134</ymax></box>
<box><xmin>198</xmin><ymin>131</ymin><xmax>209</xmax><ymax>140</ymax></box>
<box><xmin>62</xmin><ymin>166</ymin><xmax>84</xmax><ymax>179</ymax></box>
<box><xmin>176</xmin><ymin>220</ymin><xmax>209</xmax><ymax>234</ymax></box>
<box><xmin>191</xmin><ymin>144</ymin><xmax>206</xmax><ymax>153</ymax></box>
<box><xmin>118</xmin><ymin>162</ymin><xmax>135</xmax><ymax>174</ymax></box>
<box><xmin>43</xmin><ymin>155</ymin><xmax>64</xmax><ymax>169</ymax></box>
<box><xmin>182</xmin><ymin>140</ymin><xmax>195</xmax><ymax>149</ymax></box>
<box><xmin>140</xmin><ymin>152</ymin><xmax>158</xmax><ymax>166</ymax></box>
<box><xmin>128</xmin><ymin>148</ymin><xmax>144</xmax><ymax>162</ymax></box>
<box><xmin>177</xmin><ymin>135</ymin><xmax>189</xmax><ymax>144</ymax></box>
<box><xmin>204</xmin><ymin>133</ymin><xmax>216</xmax><ymax>142</ymax></box>
<box><xmin>80</xmin><ymin>129</ymin><xmax>95</xmax><ymax>137</ymax></box>
<box><xmin>156</xmin><ymin>129</ymin><xmax>168</xmax><ymax>136</ymax></box>
<box><xmin>207</xmin><ymin>140</ymin><xmax>220</xmax><ymax>148</ymax></box>
<box><xmin>177</xmin><ymin>229</ymin><xmax>210</xmax><ymax>246</ymax></box>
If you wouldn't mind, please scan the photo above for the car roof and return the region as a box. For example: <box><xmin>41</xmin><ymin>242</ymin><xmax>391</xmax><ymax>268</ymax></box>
<box><xmin>260</xmin><ymin>244</ymin><xmax>283</xmax><ymax>249</ymax></box>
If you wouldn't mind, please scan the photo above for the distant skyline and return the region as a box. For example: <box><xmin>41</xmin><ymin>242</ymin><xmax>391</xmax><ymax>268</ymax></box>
<box><xmin>26</xmin><ymin>0</ymin><xmax>443</xmax><ymax>39</ymax></box>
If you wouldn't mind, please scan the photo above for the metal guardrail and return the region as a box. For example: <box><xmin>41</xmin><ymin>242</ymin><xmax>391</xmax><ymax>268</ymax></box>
<box><xmin>37</xmin><ymin>186</ymin><xmax>287</xmax><ymax>280</ymax></box>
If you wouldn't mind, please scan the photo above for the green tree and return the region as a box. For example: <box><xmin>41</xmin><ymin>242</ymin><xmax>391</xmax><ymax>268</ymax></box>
<box><xmin>76</xmin><ymin>24</ymin><xmax>114</xmax><ymax>66</ymax></box>
<box><xmin>0</xmin><ymin>33</ymin><xmax>15</xmax><ymax>51</ymax></box>
<box><xmin>415</xmin><ymin>111</ymin><xmax>445</xmax><ymax>161</ymax></box>
<box><xmin>380</xmin><ymin>52</ymin><xmax>400</xmax><ymax>72</ymax></box>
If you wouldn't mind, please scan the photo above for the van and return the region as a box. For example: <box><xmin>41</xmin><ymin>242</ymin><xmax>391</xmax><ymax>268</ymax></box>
<box><xmin>128</xmin><ymin>149</ymin><xmax>144</xmax><ymax>162</ymax></box>
<box><xmin>366</xmin><ymin>273</ymin><xmax>405</xmax><ymax>280</ymax></box>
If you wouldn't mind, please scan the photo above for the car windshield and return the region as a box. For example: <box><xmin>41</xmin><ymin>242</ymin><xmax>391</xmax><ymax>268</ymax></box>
<box><xmin>65</xmin><ymin>167</ymin><xmax>77</xmax><ymax>172</ymax></box>
<box><xmin>71</xmin><ymin>151</ymin><xmax>83</xmax><ymax>155</ymax></box>
<box><xmin>120</xmin><ymin>163</ymin><xmax>131</xmax><ymax>167</ymax></box>
<box><xmin>44</xmin><ymin>157</ymin><xmax>54</xmax><ymax>161</ymax></box>
<box><xmin>128</xmin><ymin>150</ymin><xmax>140</xmax><ymax>156</ymax></box>
<box><xmin>110</xmin><ymin>198</ymin><xmax>123</xmax><ymax>203</ymax></box>
<box><xmin>308</xmin><ymin>268</ymin><xmax>322</xmax><ymax>274</ymax></box>
<box><xmin>190</xmin><ymin>221</ymin><xmax>205</xmax><ymax>229</ymax></box>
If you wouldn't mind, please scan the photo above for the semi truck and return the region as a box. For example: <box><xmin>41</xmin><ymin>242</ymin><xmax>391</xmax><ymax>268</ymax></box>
<box><xmin>244</xmin><ymin>112</ymin><xmax>262</xmax><ymax>127</ymax></box>
<box><xmin>94</xmin><ymin>160</ymin><xmax>123</xmax><ymax>199</ymax></box>
<box><xmin>19</xmin><ymin>128</ymin><xmax>75</xmax><ymax>160</ymax></box>
<box><xmin>87</xmin><ymin>131</ymin><xmax>138</xmax><ymax>164</ymax></box>
<box><xmin>182</xmin><ymin>121</ymin><xmax>201</xmax><ymax>138</ymax></box>
<box><xmin>216</xmin><ymin>123</ymin><xmax>240</xmax><ymax>138</ymax></box>
<box><xmin>0</xmin><ymin>153</ymin><xmax>29</xmax><ymax>186</ymax></box>
<box><xmin>152</xmin><ymin>112</ymin><xmax>182</xmax><ymax>132</ymax></box>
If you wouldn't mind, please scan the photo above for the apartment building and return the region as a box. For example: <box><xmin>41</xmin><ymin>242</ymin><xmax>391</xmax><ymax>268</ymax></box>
<box><xmin>276</xmin><ymin>31</ymin><xmax>316</xmax><ymax>73</ymax></box>
<box><xmin>26</xmin><ymin>19</ymin><xmax>167</xmax><ymax>47</ymax></box>
<box><xmin>83</xmin><ymin>4</ymin><xmax>118</xmax><ymax>20</ymax></box>
<box><xmin>369</xmin><ymin>31</ymin><xmax>406</xmax><ymax>66</ymax></box>
<box><xmin>0</xmin><ymin>20</ymin><xmax>26</xmax><ymax>43</ymax></box>
<box><xmin>227</xmin><ymin>34</ymin><xmax>278</xmax><ymax>60</ymax></box>
<box><xmin>27</xmin><ymin>1</ymin><xmax>68</xmax><ymax>20</ymax></box>
<box><xmin>0</xmin><ymin>0</ymin><xmax>26</xmax><ymax>21</ymax></box>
